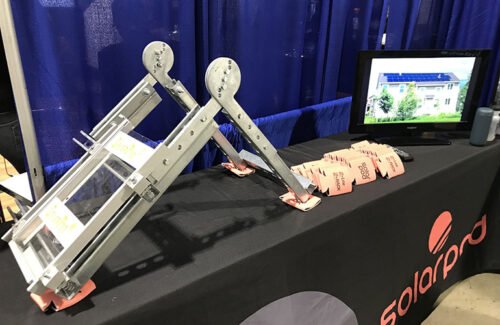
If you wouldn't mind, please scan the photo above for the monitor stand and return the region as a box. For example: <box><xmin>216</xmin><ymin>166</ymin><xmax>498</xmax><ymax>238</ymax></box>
<box><xmin>353</xmin><ymin>132</ymin><xmax>452</xmax><ymax>146</ymax></box>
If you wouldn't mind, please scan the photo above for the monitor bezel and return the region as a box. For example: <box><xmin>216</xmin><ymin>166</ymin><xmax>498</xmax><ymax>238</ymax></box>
<box><xmin>349</xmin><ymin>49</ymin><xmax>491</xmax><ymax>134</ymax></box>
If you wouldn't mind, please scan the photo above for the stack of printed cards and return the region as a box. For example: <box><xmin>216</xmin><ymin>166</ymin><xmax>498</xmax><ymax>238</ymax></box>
<box><xmin>291</xmin><ymin>141</ymin><xmax>404</xmax><ymax>197</ymax></box>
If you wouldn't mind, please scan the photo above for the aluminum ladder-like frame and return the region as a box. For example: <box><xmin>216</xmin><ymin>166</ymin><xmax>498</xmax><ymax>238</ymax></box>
<box><xmin>3</xmin><ymin>41</ymin><xmax>318</xmax><ymax>301</ymax></box>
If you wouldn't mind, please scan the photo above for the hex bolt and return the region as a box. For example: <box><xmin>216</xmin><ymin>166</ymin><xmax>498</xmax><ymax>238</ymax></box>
<box><xmin>143</xmin><ymin>189</ymin><xmax>156</xmax><ymax>202</ymax></box>
<box><xmin>163</xmin><ymin>159</ymin><xmax>168</xmax><ymax>165</ymax></box>
<box><xmin>143</xmin><ymin>88</ymin><xmax>151</xmax><ymax>96</ymax></box>
<box><xmin>201</xmin><ymin>116</ymin><xmax>208</xmax><ymax>122</ymax></box>
<box><xmin>155</xmin><ymin>49</ymin><xmax>161</xmax><ymax>55</ymax></box>
<box><xmin>156</xmin><ymin>62</ymin><xmax>162</xmax><ymax>68</ymax></box>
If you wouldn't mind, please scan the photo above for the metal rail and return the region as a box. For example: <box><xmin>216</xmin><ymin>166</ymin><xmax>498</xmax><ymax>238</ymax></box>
<box><xmin>0</xmin><ymin>0</ymin><xmax>45</xmax><ymax>200</ymax></box>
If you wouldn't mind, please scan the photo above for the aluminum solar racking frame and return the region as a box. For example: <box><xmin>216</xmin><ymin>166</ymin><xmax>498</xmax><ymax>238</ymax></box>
<box><xmin>2</xmin><ymin>41</ymin><xmax>318</xmax><ymax>302</ymax></box>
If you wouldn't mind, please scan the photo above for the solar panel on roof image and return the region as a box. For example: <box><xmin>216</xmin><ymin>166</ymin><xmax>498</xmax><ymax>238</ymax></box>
<box><xmin>364</xmin><ymin>57</ymin><xmax>475</xmax><ymax>124</ymax></box>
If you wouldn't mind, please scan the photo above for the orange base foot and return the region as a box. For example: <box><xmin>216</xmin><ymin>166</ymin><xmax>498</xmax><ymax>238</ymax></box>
<box><xmin>279</xmin><ymin>192</ymin><xmax>321</xmax><ymax>211</ymax></box>
<box><xmin>222</xmin><ymin>162</ymin><xmax>255</xmax><ymax>177</ymax></box>
<box><xmin>30</xmin><ymin>280</ymin><xmax>96</xmax><ymax>312</ymax></box>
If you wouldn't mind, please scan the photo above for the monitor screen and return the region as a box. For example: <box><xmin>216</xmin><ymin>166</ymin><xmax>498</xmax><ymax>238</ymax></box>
<box><xmin>365</xmin><ymin>57</ymin><xmax>475</xmax><ymax>124</ymax></box>
<box><xmin>349</xmin><ymin>49</ymin><xmax>490</xmax><ymax>134</ymax></box>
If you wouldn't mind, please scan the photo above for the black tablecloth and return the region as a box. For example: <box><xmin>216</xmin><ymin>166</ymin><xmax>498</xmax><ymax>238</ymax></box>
<box><xmin>1</xmin><ymin>133</ymin><xmax>500</xmax><ymax>325</ymax></box>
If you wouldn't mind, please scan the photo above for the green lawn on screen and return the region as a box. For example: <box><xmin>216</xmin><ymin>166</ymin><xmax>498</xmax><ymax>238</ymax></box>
<box><xmin>365</xmin><ymin>113</ymin><xmax>461</xmax><ymax>124</ymax></box>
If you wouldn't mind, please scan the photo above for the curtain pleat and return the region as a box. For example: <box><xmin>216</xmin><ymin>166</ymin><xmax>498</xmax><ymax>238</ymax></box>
<box><xmin>383</xmin><ymin>0</ymin><xmax>500</xmax><ymax>105</ymax></box>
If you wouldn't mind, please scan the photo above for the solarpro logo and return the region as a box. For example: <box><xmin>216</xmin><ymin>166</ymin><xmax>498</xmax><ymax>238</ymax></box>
<box><xmin>380</xmin><ymin>212</ymin><xmax>487</xmax><ymax>325</ymax></box>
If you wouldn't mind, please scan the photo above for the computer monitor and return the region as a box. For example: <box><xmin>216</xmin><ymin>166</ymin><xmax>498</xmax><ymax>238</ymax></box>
<box><xmin>349</xmin><ymin>49</ymin><xmax>490</xmax><ymax>145</ymax></box>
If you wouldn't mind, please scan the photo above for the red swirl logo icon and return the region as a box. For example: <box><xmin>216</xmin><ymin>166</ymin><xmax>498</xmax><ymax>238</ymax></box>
<box><xmin>428</xmin><ymin>211</ymin><xmax>452</xmax><ymax>254</ymax></box>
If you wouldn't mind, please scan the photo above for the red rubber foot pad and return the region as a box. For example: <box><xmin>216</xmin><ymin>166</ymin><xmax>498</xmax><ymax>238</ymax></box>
<box><xmin>222</xmin><ymin>162</ymin><xmax>255</xmax><ymax>177</ymax></box>
<box><xmin>280</xmin><ymin>192</ymin><xmax>321</xmax><ymax>211</ymax></box>
<box><xmin>30</xmin><ymin>280</ymin><xmax>96</xmax><ymax>312</ymax></box>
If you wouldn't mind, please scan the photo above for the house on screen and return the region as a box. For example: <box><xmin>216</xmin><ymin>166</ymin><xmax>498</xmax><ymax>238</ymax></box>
<box><xmin>370</xmin><ymin>72</ymin><xmax>461</xmax><ymax>118</ymax></box>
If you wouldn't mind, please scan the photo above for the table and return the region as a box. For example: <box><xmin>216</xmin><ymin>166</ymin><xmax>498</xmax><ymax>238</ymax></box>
<box><xmin>1</xmin><ymin>133</ymin><xmax>499</xmax><ymax>325</ymax></box>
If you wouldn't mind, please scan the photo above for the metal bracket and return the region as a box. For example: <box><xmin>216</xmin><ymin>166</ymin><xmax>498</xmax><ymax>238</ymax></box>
<box><xmin>204</xmin><ymin>57</ymin><xmax>312</xmax><ymax>203</ymax></box>
<box><xmin>142</xmin><ymin>41</ymin><xmax>248</xmax><ymax>172</ymax></box>
<box><xmin>142</xmin><ymin>42</ymin><xmax>315</xmax><ymax>202</ymax></box>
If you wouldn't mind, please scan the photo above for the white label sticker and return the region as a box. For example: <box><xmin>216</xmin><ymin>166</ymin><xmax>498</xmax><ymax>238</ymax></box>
<box><xmin>105</xmin><ymin>131</ymin><xmax>154</xmax><ymax>169</ymax></box>
<box><xmin>39</xmin><ymin>198</ymin><xmax>85</xmax><ymax>248</ymax></box>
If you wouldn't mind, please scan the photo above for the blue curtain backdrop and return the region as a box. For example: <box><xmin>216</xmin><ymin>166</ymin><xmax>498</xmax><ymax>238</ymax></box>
<box><xmin>10</xmin><ymin>0</ymin><xmax>382</xmax><ymax>186</ymax></box>
<box><xmin>8</xmin><ymin>0</ymin><xmax>500</xmax><ymax>188</ymax></box>
<box><xmin>382</xmin><ymin>0</ymin><xmax>500</xmax><ymax>105</ymax></box>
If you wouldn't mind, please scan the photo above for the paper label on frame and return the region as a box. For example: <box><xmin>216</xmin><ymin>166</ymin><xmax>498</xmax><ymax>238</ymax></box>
<box><xmin>39</xmin><ymin>198</ymin><xmax>85</xmax><ymax>248</ymax></box>
<box><xmin>105</xmin><ymin>131</ymin><xmax>154</xmax><ymax>169</ymax></box>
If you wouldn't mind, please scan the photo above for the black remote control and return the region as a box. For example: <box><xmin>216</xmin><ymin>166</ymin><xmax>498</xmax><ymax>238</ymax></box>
<box><xmin>386</xmin><ymin>145</ymin><xmax>414</xmax><ymax>162</ymax></box>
